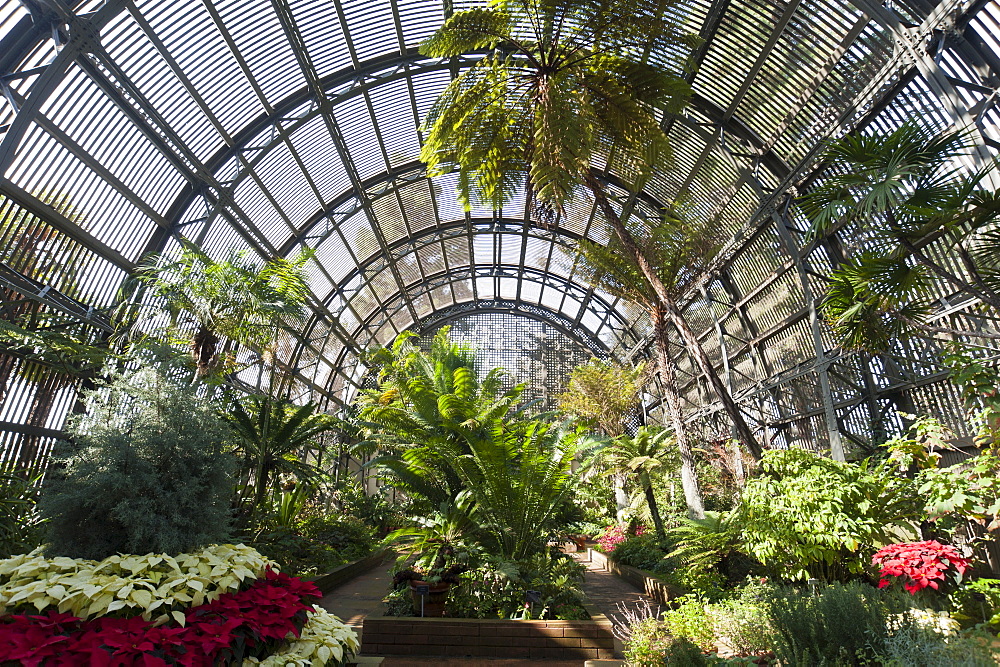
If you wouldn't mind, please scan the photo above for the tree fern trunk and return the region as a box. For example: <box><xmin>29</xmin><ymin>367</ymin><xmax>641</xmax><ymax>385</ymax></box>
<box><xmin>640</xmin><ymin>469</ymin><xmax>666</xmax><ymax>540</ymax></box>
<box><xmin>583</xmin><ymin>173</ymin><xmax>763</xmax><ymax>460</ymax></box>
<box><xmin>653</xmin><ymin>307</ymin><xmax>705</xmax><ymax>520</ymax></box>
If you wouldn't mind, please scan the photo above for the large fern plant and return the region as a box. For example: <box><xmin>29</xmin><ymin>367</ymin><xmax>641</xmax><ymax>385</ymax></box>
<box><xmin>357</xmin><ymin>327</ymin><xmax>525</xmax><ymax>506</ymax></box>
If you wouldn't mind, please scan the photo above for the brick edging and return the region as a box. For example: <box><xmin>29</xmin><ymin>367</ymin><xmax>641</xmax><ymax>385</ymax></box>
<box><xmin>308</xmin><ymin>549</ymin><xmax>392</xmax><ymax>596</ymax></box>
<box><xmin>361</xmin><ymin>615</ymin><xmax>617</xmax><ymax>659</ymax></box>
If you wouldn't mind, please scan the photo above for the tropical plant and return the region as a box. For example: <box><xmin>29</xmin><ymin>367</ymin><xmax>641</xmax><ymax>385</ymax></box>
<box><xmin>385</xmin><ymin>491</ymin><xmax>481</xmax><ymax>577</ymax></box>
<box><xmin>129</xmin><ymin>240</ymin><xmax>311</xmax><ymax>377</ymax></box>
<box><xmin>455</xmin><ymin>419</ymin><xmax>579</xmax><ymax>561</ymax></box>
<box><xmin>358</xmin><ymin>328</ymin><xmax>524</xmax><ymax>507</ymax></box>
<box><xmin>736</xmin><ymin>449</ymin><xmax>919</xmax><ymax>582</ymax></box>
<box><xmin>558</xmin><ymin>358</ymin><xmax>646</xmax><ymax>437</ymax></box>
<box><xmin>38</xmin><ymin>367</ymin><xmax>235</xmax><ymax>560</ymax></box>
<box><xmin>801</xmin><ymin>123</ymin><xmax>1000</xmax><ymax>352</ymax></box>
<box><xmin>419</xmin><ymin>0</ymin><xmax>764</xmax><ymax>460</ymax></box>
<box><xmin>228</xmin><ymin>395</ymin><xmax>336</xmax><ymax>512</ymax></box>
<box><xmin>586</xmin><ymin>426</ymin><xmax>675</xmax><ymax>537</ymax></box>
<box><xmin>668</xmin><ymin>511</ymin><xmax>748</xmax><ymax>586</ymax></box>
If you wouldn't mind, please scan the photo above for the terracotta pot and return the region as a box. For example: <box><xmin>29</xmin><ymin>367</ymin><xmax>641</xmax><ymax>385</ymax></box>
<box><xmin>409</xmin><ymin>580</ymin><xmax>450</xmax><ymax>617</ymax></box>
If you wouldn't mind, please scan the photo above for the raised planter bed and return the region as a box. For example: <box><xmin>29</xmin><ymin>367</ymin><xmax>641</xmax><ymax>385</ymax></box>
<box><xmin>361</xmin><ymin>614</ymin><xmax>617</xmax><ymax>660</ymax></box>
<box><xmin>308</xmin><ymin>549</ymin><xmax>392</xmax><ymax>596</ymax></box>
<box><xmin>587</xmin><ymin>547</ymin><xmax>685</xmax><ymax>607</ymax></box>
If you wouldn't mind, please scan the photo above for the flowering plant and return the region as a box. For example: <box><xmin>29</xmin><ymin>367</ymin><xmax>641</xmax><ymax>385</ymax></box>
<box><xmin>871</xmin><ymin>540</ymin><xmax>971</xmax><ymax>594</ymax></box>
<box><xmin>596</xmin><ymin>524</ymin><xmax>646</xmax><ymax>553</ymax></box>
<box><xmin>0</xmin><ymin>568</ymin><xmax>357</xmax><ymax>665</ymax></box>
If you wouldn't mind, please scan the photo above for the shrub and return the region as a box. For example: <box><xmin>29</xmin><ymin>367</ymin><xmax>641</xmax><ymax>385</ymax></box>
<box><xmin>663</xmin><ymin>636</ymin><xmax>708</xmax><ymax>666</ymax></box>
<box><xmin>39</xmin><ymin>368</ymin><xmax>234</xmax><ymax>559</ymax></box>
<box><xmin>737</xmin><ymin>449</ymin><xmax>917</xmax><ymax>581</ymax></box>
<box><xmin>609</xmin><ymin>533</ymin><xmax>671</xmax><ymax>571</ymax></box>
<box><xmin>662</xmin><ymin>594</ymin><xmax>715</xmax><ymax>652</ymax></box>
<box><xmin>300</xmin><ymin>514</ymin><xmax>376</xmax><ymax>560</ymax></box>
<box><xmin>621</xmin><ymin>615</ymin><xmax>669</xmax><ymax>667</ymax></box>
<box><xmin>881</xmin><ymin>623</ymin><xmax>1000</xmax><ymax>666</ymax></box>
<box><xmin>0</xmin><ymin>467</ymin><xmax>42</xmax><ymax>558</ymax></box>
<box><xmin>764</xmin><ymin>581</ymin><xmax>913</xmax><ymax>665</ymax></box>
<box><xmin>598</xmin><ymin>524</ymin><xmax>645</xmax><ymax>553</ymax></box>
<box><xmin>950</xmin><ymin>578</ymin><xmax>1000</xmax><ymax>629</ymax></box>
<box><xmin>706</xmin><ymin>581</ymin><xmax>773</xmax><ymax>657</ymax></box>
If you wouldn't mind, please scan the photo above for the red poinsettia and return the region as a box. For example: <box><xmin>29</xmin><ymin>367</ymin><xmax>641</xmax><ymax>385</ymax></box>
<box><xmin>0</xmin><ymin>568</ymin><xmax>322</xmax><ymax>665</ymax></box>
<box><xmin>871</xmin><ymin>540</ymin><xmax>971</xmax><ymax>594</ymax></box>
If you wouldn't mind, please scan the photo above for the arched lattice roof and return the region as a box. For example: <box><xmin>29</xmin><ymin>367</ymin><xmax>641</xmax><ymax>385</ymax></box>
<box><xmin>2</xmin><ymin>0</ymin><xmax>1000</xmax><ymax>471</ymax></box>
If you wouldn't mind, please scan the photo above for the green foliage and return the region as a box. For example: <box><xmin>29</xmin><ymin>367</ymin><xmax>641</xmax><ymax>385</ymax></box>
<box><xmin>663</xmin><ymin>636</ymin><xmax>708</xmax><ymax>666</ymax></box>
<box><xmin>328</xmin><ymin>478</ymin><xmax>406</xmax><ymax>534</ymax></box>
<box><xmin>706</xmin><ymin>581</ymin><xmax>773</xmax><ymax>657</ymax></box>
<box><xmin>819</xmin><ymin>254</ymin><xmax>932</xmax><ymax>353</ymax></box>
<box><xmin>801</xmin><ymin>124</ymin><xmax>1000</xmax><ymax>352</ymax></box>
<box><xmin>610</xmin><ymin>533</ymin><xmax>672</xmax><ymax>572</ymax></box>
<box><xmin>39</xmin><ymin>367</ymin><xmax>234</xmax><ymax>560</ymax></box>
<box><xmin>942</xmin><ymin>345</ymin><xmax>1000</xmax><ymax>449</ymax></box>
<box><xmin>622</xmin><ymin>615</ymin><xmax>670</xmax><ymax>666</ymax></box>
<box><xmin>884</xmin><ymin>412</ymin><xmax>1000</xmax><ymax>533</ymax></box>
<box><xmin>764</xmin><ymin>581</ymin><xmax>913</xmax><ymax>666</ymax></box>
<box><xmin>359</xmin><ymin>328</ymin><xmax>524</xmax><ymax>508</ymax></box>
<box><xmin>584</xmin><ymin>426</ymin><xmax>674</xmax><ymax>537</ymax></box>
<box><xmin>444</xmin><ymin>552</ymin><xmax>587</xmax><ymax>619</ymax></box>
<box><xmin>663</xmin><ymin>594</ymin><xmax>715</xmax><ymax>652</ymax></box>
<box><xmin>558</xmin><ymin>358</ymin><xmax>646</xmax><ymax>437</ymax></box>
<box><xmin>419</xmin><ymin>0</ymin><xmax>698</xmax><ymax>212</ymax></box>
<box><xmin>129</xmin><ymin>240</ymin><xmax>311</xmax><ymax>376</ymax></box>
<box><xmin>950</xmin><ymin>577</ymin><xmax>1000</xmax><ymax>629</ymax></box>
<box><xmin>0</xmin><ymin>467</ymin><xmax>43</xmax><ymax>559</ymax></box>
<box><xmin>227</xmin><ymin>394</ymin><xmax>336</xmax><ymax>511</ymax></box>
<box><xmin>880</xmin><ymin>623</ymin><xmax>1000</xmax><ymax>667</ymax></box>
<box><xmin>736</xmin><ymin>449</ymin><xmax>918</xmax><ymax>581</ymax></box>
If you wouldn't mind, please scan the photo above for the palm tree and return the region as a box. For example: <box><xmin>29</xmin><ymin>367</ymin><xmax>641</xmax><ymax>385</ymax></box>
<box><xmin>575</xmin><ymin>207</ymin><xmax>720</xmax><ymax>518</ymax></box>
<box><xmin>227</xmin><ymin>394</ymin><xmax>337</xmax><ymax>511</ymax></box>
<box><xmin>130</xmin><ymin>240</ymin><xmax>311</xmax><ymax>378</ymax></box>
<box><xmin>587</xmin><ymin>426</ymin><xmax>673</xmax><ymax>538</ymax></box>
<box><xmin>802</xmin><ymin>123</ymin><xmax>1000</xmax><ymax>351</ymax></box>
<box><xmin>420</xmin><ymin>0</ymin><xmax>763</xmax><ymax>459</ymax></box>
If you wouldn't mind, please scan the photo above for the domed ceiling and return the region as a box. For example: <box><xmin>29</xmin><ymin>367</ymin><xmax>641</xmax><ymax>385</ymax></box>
<box><xmin>1</xmin><ymin>0</ymin><xmax>999</xmax><ymax>466</ymax></box>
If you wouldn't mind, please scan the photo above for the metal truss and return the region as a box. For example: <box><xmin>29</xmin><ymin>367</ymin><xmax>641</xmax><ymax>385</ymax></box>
<box><xmin>0</xmin><ymin>0</ymin><xmax>999</xmax><ymax>466</ymax></box>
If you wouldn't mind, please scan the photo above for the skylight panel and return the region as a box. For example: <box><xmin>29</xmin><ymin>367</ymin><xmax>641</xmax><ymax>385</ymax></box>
<box><xmin>213</xmin><ymin>0</ymin><xmax>307</xmax><ymax>106</ymax></box>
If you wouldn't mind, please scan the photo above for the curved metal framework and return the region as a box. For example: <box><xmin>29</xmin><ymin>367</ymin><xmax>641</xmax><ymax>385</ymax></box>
<box><xmin>1</xmin><ymin>0</ymin><xmax>999</xmax><ymax>472</ymax></box>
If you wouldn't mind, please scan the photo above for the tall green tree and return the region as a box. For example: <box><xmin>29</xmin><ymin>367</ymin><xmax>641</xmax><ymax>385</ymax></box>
<box><xmin>575</xmin><ymin>208</ymin><xmax>721</xmax><ymax>518</ymax></box>
<box><xmin>419</xmin><ymin>0</ymin><xmax>763</xmax><ymax>459</ymax></box>
<box><xmin>130</xmin><ymin>240</ymin><xmax>311</xmax><ymax>378</ymax></box>
<box><xmin>587</xmin><ymin>425</ymin><xmax>673</xmax><ymax>538</ymax></box>
<box><xmin>558</xmin><ymin>358</ymin><xmax>646</xmax><ymax>438</ymax></box>
<box><xmin>802</xmin><ymin>123</ymin><xmax>1000</xmax><ymax>352</ymax></box>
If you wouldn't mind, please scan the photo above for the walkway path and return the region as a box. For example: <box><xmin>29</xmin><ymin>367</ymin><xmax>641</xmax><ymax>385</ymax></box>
<box><xmin>574</xmin><ymin>548</ymin><xmax>660</xmax><ymax>659</ymax></box>
<box><xmin>319</xmin><ymin>554</ymin><xmax>395</xmax><ymax>635</ymax></box>
<box><xmin>318</xmin><ymin>548</ymin><xmax>655</xmax><ymax>663</ymax></box>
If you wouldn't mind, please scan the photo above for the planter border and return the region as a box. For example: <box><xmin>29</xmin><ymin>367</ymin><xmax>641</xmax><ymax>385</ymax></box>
<box><xmin>361</xmin><ymin>614</ymin><xmax>616</xmax><ymax>660</ymax></box>
<box><xmin>587</xmin><ymin>547</ymin><xmax>686</xmax><ymax>607</ymax></box>
<box><xmin>308</xmin><ymin>548</ymin><xmax>392</xmax><ymax>596</ymax></box>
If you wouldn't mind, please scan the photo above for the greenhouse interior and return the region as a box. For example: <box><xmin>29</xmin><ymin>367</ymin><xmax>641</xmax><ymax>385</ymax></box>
<box><xmin>2</xmin><ymin>0</ymin><xmax>1000</xmax><ymax>663</ymax></box>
